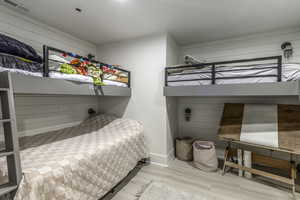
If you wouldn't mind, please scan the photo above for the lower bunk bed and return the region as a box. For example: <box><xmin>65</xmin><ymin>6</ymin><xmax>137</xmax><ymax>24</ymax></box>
<box><xmin>0</xmin><ymin>114</ymin><xmax>148</xmax><ymax>200</ymax></box>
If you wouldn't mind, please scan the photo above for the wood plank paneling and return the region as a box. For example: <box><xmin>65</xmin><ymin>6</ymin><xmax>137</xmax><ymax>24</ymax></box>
<box><xmin>252</xmin><ymin>153</ymin><xmax>291</xmax><ymax>171</ymax></box>
<box><xmin>219</xmin><ymin>103</ymin><xmax>244</xmax><ymax>141</ymax></box>
<box><xmin>278</xmin><ymin>105</ymin><xmax>300</xmax><ymax>153</ymax></box>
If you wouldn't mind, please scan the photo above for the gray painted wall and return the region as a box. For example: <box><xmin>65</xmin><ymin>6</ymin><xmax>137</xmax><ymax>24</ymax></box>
<box><xmin>166</xmin><ymin>35</ymin><xmax>180</xmax><ymax>161</ymax></box>
<box><xmin>0</xmin><ymin>6</ymin><xmax>99</xmax><ymax>136</ymax></box>
<box><xmin>97</xmin><ymin>34</ymin><xmax>171</xmax><ymax>166</ymax></box>
<box><xmin>181</xmin><ymin>28</ymin><xmax>300</xmax><ymax>63</ymax></box>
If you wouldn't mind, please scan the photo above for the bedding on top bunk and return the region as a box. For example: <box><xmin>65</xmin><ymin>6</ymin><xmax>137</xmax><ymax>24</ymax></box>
<box><xmin>0</xmin><ymin>33</ymin><xmax>129</xmax><ymax>87</ymax></box>
<box><xmin>49</xmin><ymin>55</ymin><xmax>104</xmax><ymax>85</ymax></box>
<box><xmin>0</xmin><ymin>114</ymin><xmax>148</xmax><ymax>200</ymax></box>
<box><xmin>167</xmin><ymin>63</ymin><xmax>300</xmax><ymax>86</ymax></box>
<box><xmin>102</xmin><ymin>65</ymin><xmax>129</xmax><ymax>83</ymax></box>
<box><xmin>0</xmin><ymin>53</ymin><xmax>128</xmax><ymax>87</ymax></box>
<box><xmin>0</xmin><ymin>66</ymin><xmax>128</xmax><ymax>87</ymax></box>
<box><xmin>0</xmin><ymin>33</ymin><xmax>42</xmax><ymax>63</ymax></box>
<box><xmin>0</xmin><ymin>53</ymin><xmax>42</xmax><ymax>72</ymax></box>
<box><xmin>49</xmin><ymin>55</ymin><xmax>129</xmax><ymax>86</ymax></box>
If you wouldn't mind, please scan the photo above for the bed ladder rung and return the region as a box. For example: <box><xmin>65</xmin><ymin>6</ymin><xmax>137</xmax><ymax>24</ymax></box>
<box><xmin>0</xmin><ymin>88</ymin><xmax>9</xmax><ymax>92</ymax></box>
<box><xmin>0</xmin><ymin>151</ymin><xmax>14</xmax><ymax>158</ymax></box>
<box><xmin>0</xmin><ymin>119</ymin><xmax>11</xmax><ymax>123</ymax></box>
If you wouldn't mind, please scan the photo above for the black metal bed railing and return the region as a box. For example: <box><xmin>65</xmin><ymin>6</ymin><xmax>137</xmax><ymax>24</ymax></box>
<box><xmin>165</xmin><ymin>56</ymin><xmax>282</xmax><ymax>86</ymax></box>
<box><xmin>43</xmin><ymin>45</ymin><xmax>131</xmax><ymax>88</ymax></box>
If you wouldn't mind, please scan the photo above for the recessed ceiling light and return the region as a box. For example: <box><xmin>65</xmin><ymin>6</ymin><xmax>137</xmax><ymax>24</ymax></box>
<box><xmin>1</xmin><ymin>0</ymin><xmax>30</xmax><ymax>13</ymax></box>
<box><xmin>75</xmin><ymin>8</ymin><xmax>82</xmax><ymax>13</ymax></box>
<box><xmin>115</xmin><ymin>0</ymin><xmax>128</xmax><ymax>3</ymax></box>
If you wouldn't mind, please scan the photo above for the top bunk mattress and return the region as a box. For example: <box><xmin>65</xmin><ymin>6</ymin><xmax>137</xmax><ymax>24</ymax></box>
<box><xmin>0</xmin><ymin>115</ymin><xmax>148</xmax><ymax>200</ymax></box>
<box><xmin>0</xmin><ymin>66</ymin><xmax>128</xmax><ymax>87</ymax></box>
<box><xmin>0</xmin><ymin>53</ymin><xmax>128</xmax><ymax>87</ymax></box>
<box><xmin>167</xmin><ymin>63</ymin><xmax>300</xmax><ymax>86</ymax></box>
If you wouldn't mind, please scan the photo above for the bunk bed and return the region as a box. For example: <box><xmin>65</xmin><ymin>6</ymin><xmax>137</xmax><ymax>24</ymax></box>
<box><xmin>0</xmin><ymin>44</ymin><xmax>131</xmax><ymax>96</ymax></box>
<box><xmin>0</xmin><ymin>33</ymin><xmax>142</xmax><ymax>199</ymax></box>
<box><xmin>164</xmin><ymin>56</ymin><xmax>300</xmax><ymax>97</ymax></box>
<box><xmin>0</xmin><ymin>114</ymin><xmax>148</xmax><ymax>200</ymax></box>
<box><xmin>164</xmin><ymin>56</ymin><xmax>300</xmax><ymax>195</ymax></box>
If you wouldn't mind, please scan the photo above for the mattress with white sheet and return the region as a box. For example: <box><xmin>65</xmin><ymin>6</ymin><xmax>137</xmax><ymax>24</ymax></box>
<box><xmin>0</xmin><ymin>114</ymin><xmax>148</xmax><ymax>200</ymax></box>
<box><xmin>103</xmin><ymin>79</ymin><xmax>128</xmax><ymax>87</ymax></box>
<box><xmin>167</xmin><ymin>63</ymin><xmax>300</xmax><ymax>86</ymax></box>
<box><xmin>0</xmin><ymin>67</ymin><xmax>128</xmax><ymax>87</ymax></box>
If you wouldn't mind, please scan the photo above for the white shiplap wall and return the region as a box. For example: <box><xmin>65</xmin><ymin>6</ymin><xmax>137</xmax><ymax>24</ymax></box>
<box><xmin>0</xmin><ymin>6</ymin><xmax>96</xmax><ymax>56</ymax></box>
<box><xmin>15</xmin><ymin>95</ymin><xmax>99</xmax><ymax>137</ymax></box>
<box><xmin>178</xmin><ymin>97</ymin><xmax>300</xmax><ymax>144</ymax></box>
<box><xmin>181</xmin><ymin>28</ymin><xmax>300</xmax><ymax>63</ymax></box>
<box><xmin>97</xmin><ymin>34</ymin><xmax>170</xmax><ymax>165</ymax></box>
<box><xmin>178</xmin><ymin>28</ymin><xmax>300</xmax><ymax>150</ymax></box>
<box><xmin>0</xmin><ymin>6</ymin><xmax>99</xmax><ymax>136</ymax></box>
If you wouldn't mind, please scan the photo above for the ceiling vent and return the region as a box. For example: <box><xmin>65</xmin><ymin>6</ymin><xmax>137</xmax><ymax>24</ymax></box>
<box><xmin>0</xmin><ymin>0</ymin><xmax>29</xmax><ymax>13</ymax></box>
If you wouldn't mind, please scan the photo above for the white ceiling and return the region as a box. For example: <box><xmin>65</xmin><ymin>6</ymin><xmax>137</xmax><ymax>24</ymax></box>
<box><xmin>10</xmin><ymin>0</ymin><xmax>300</xmax><ymax>45</ymax></box>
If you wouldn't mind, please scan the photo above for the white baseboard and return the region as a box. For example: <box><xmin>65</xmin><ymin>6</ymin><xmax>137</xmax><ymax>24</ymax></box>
<box><xmin>18</xmin><ymin>121</ymin><xmax>82</xmax><ymax>137</ymax></box>
<box><xmin>149</xmin><ymin>148</ymin><xmax>175</xmax><ymax>167</ymax></box>
<box><xmin>167</xmin><ymin>148</ymin><xmax>175</xmax><ymax>163</ymax></box>
<box><xmin>149</xmin><ymin>152</ymin><xmax>169</xmax><ymax>167</ymax></box>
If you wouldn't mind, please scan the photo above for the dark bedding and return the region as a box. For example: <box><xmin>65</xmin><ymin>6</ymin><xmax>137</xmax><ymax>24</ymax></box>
<box><xmin>0</xmin><ymin>33</ymin><xmax>42</xmax><ymax>63</ymax></box>
<box><xmin>0</xmin><ymin>53</ymin><xmax>42</xmax><ymax>72</ymax></box>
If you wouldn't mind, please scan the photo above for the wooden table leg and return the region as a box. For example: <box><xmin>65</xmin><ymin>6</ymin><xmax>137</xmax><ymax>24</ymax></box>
<box><xmin>291</xmin><ymin>160</ymin><xmax>296</xmax><ymax>196</ymax></box>
<box><xmin>222</xmin><ymin>146</ymin><xmax>230</xmax><ymax>176</ymax></box>
<box><xmin>244</xmin><ymin>150</ymin><xmax>252</xmax><ymax>179</ymax></box>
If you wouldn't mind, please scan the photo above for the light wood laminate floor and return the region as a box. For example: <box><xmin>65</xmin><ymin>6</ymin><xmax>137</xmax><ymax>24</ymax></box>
<box><xmin>111</xmin><ymin>159</ymin><xmax>299</xmax><ymax>200</ymax></box>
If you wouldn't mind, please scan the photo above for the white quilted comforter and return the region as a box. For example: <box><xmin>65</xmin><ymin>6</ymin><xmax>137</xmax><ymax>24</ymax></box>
<box><xmin>1</xmin><ymin>115</ymin><xmax>148</xmax><ymax>200</ymax></box>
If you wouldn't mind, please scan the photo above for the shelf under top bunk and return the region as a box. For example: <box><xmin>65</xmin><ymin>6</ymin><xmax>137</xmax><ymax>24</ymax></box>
<box><xmin>0</xmin><ymin>71</ymin><xmax>131</xmax><ymax>96</ymax></box>
<box><xmin>164</xmin><ymin>81</ymin><xmax>300</xmax><ymax>97</ymax></box>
